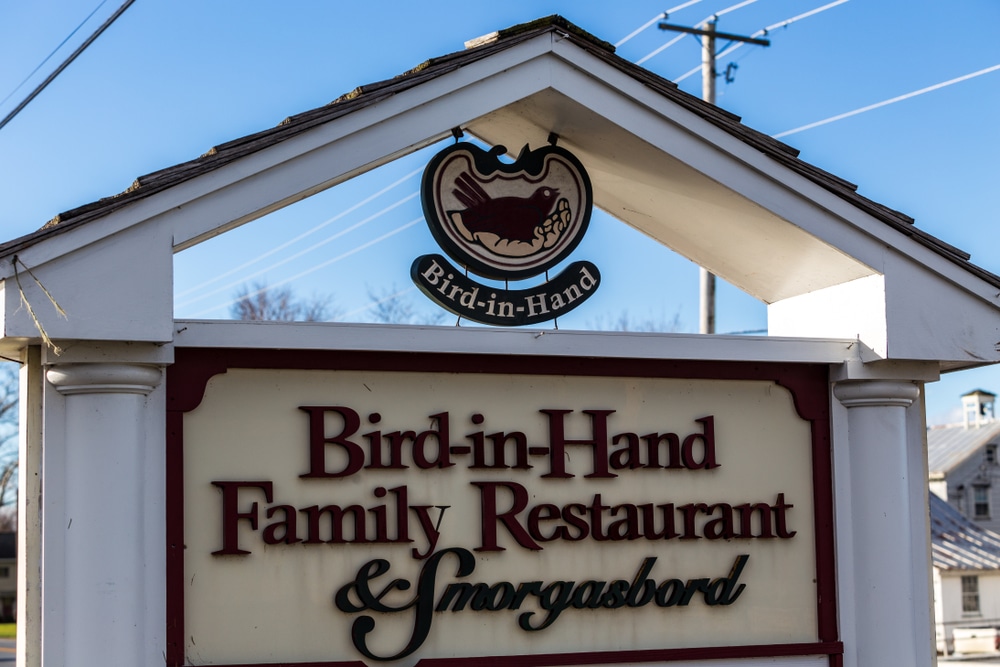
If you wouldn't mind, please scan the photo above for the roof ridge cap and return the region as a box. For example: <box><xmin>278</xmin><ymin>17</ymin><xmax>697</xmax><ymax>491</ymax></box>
<box><xmin>465</xmin><ymin>15</ymin><xmax>615</xmax><ymax>54</ymax></box>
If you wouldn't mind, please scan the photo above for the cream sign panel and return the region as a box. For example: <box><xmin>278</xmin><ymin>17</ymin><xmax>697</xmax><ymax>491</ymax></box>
<box><xmin>170</xmin><ymin>353</ymin><xmax>833</xmax><ymax>666</ymax></box>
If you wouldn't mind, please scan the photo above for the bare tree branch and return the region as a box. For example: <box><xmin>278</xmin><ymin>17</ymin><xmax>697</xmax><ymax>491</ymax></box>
<box><xmin>230</xmin><ymin>282</ymin><xmax>335</xmax><ymax>322</ymax></box>
<box><xmin>366</xmin><ymin>286</ymin><xmax>444</xmax><ymax>326</ymax></box>
<box><xmin>0</xmin><ymin>363</ymin><xmax>18</xmax><ymax>522</ymax></box>
<box><xmin>588</xmin><ymin>309</ymin><xmax>684</xmax><ymax>333</ymax></box>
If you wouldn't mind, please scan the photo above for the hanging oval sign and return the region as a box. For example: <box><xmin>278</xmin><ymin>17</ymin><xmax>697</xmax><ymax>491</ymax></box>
<box><xmin>421</xmin><ymin>142</ymin><xmax>593</xmax><ymax>280</ymax></box>
<box><xmin>412</xmin><ymin>141</ymin><xmax>600</xmax><ymax>326</ymax></box>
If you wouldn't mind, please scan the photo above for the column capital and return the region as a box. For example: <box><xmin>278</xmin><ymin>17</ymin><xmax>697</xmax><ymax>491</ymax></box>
<box><xmin>833</xmin><ymin>379</ymin><xmax>919</xmax><ymax>409</ymax></box>
<box><xmin>46</xmin><ymin>363</ymin><xmax>162</xmax><ymax>396</ymax></box>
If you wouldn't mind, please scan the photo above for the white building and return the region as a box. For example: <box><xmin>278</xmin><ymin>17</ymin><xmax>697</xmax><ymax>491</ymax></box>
<box><xmin>932</xmin><ymin>492</ymin><xmax>1000</xmax><ymax>654</ymax></box>
<box><xmin>928</xmin><ymin>391</ymin><xmax>1000</xmax><ymax>533</ymax></box>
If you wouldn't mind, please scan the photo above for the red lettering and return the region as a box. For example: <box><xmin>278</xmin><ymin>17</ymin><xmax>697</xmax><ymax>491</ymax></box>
<box><xmin>541</xmin><ymin>409</ymin><xmax>616</xmax><ymax>479</ymax></box>
<box><xmin>472</xmin><ymin>481</ymin><xmax>541</xmax><ymax>551</ymax></box>
<box><xmin>212</xmin><ymin>481</ymin><xmax>272</xmax><ymax>555</ymax></box>
<box><xmin>299</xmin><ymin>406</ymin><xmax>365</xmax><ymax>478</ymax></box>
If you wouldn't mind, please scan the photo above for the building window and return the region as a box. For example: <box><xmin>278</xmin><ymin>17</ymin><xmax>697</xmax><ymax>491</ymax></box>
<box><xmin>988</xmin><ymin>444</ymin><xmax>998</xmax><ymax>465</ymax></box>
<box><xmin>974</xmin><ymin>486</ymin><xmax>991</xmax><ymax>519</ymax></box>
<box><xmin>0</xmin><ymin>567</ymin><xmax>8</xmax><ymax>578</ymax></box>
<box><xmin>963</xmin><ymin>575</ymin><xmax>981</xmax><ymax>614</ymax></box>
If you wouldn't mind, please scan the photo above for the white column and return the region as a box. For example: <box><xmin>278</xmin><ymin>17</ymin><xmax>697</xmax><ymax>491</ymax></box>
<box><xmin>834</xmin><ymin>379</ymin><xmax>923</xmax><ymax>667</ymax></box>
<box><xmin>46</xmin><ymin>363</ymin><xmax>162</xmax><ymax>667</ymax></box>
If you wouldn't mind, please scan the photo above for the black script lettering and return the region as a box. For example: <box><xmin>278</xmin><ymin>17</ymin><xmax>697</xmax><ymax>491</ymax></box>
<box><xmin>529</xmin><ymin>581</ymin><xmax>575</xmax><ymax>630</ymax></box>
<box><xmin>599</xmin><ymin>580</ymin><xmax>629</xmax><ymax>608</ymax></box>
<box><xmin>704</xmin><ymin>554</ymin><xmax>749</xmax><ymax>605</ymax></box>
<box><xmin>334</xmin><ymin>550</ymin><xmax>751</xmax><ymax>660</ymax></box>
<box><xmin>571</xmin><ymin>581</ymin><xmax>607</xmax><ymax>609</ymax></box>
<box><xmin>625</xmin><ymin>557</ymin><xmax>658</xmax><ymax>607</ymax></box>
<box><xmin>335</xmin><ymin>547</ymin><xmax>476</xmax><ymax>662</ymax></box>
<box><xmin>655</xmin><ymin>579</ymin><xmax>686</xmax><ymax>606</ymax></box>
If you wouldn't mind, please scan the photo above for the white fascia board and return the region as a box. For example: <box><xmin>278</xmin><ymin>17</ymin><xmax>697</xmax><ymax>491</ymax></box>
<box><xmin>768</xmin><ymin>275</ymin><xmax>888</xmax><ymax>359</ymax></box>
<box><xmin>168</xmin><ymin>37</ymin><xmax>564</xmax><ymax>250</ymax></box>
<box><xmin>538</xmin><ymin>53</ymin><xmax>889</xmax><ymax>278</ymax></box>
<box><xmin>883</xmin><ymin>254</ymin><xmax>1000</xmax><ymax>364</ymax></box>
<box><xmin>0</xmin><ymin>34</ymin><xmax>562</xmax><ymax>281</ymax></box>
<box><xmin>172</xmin><ymin>318</ymin><xmax>858</xmax><ymax>365</ymax></box>
<box><xmin>767</xmin><ymin>254</ymin><xmax>1000</xmax><ymax>366</ymax></box>
<box><xmin>547</xmin><ymin>40</ymin><xmax>1000</xmax><ymax>307</ymax></box>
<box><xmin>2</xmin><ymin>223</ymin><xmax>174</xmax><ymax>343</ymax></box>
<box><xmin>160</xmin><ymin>65</ymin><xmax>549</xmax><ymax>253</ymax></box>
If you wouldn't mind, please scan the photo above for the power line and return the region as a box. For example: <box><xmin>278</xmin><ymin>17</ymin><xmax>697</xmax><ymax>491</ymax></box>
<box><xmin>616</xmin><ymin>1</ymin><xmax>704</xmax><ymax>47</ymax></box>
<box><xmin>637</xmin><ymin>33</ymin><xmax>688</xmax><ymax>65</ymax></box>
<box><xmin>175</xmin><ymin>165</ymin><xmax>422</xmax><ymax>298</ymax></box>
<box><xmin>636</xmin><ymin>0</ymin><xmax>761</xmax><ymax>65</ymax></box>
<box><xmin>0</xmin><ymin>0</ymin><xmax>110</xmax><ymax>109</ymax></box>
<box><xmin>715</xmin><ymin>0</ymin><xmax>849</xmax><ymax>63</ymax></box>
<box><xmin>712</xmin><ymin>0</ymin><xmax>762</xmax><ymax>19</ymax></box>
<box><xmin>761</xmin><ymin>0</ymin><xmax>849</xmax><ymax>33</ymax></box>
<box><xmin>195</xmin><ymin>218</ymin><xmax>423</xmax><ymax>318</ymax></box>
<box><xmin>673</xmin><ymin>0</ymin><xmax>849</xmax><ymax>83</ymax></box>
<box><xmin>0</xmin><ymin>0</ymin><xmax>136</xmax><ymax>132</ymax></box>
<box><xmin>177</xmin><ymin>191</ymin><xmax>419</xmax><ymax>308</ymax></box>
<box><xmin>773</xmin><ymin>64</ymin><xmax>1000</xmax><ymax>138</ymax></box>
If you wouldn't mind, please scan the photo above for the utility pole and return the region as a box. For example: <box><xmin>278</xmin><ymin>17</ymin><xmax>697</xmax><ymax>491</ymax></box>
<box><xmin>658</xmin><ymin>19</ymin><xmax>769</xmax><ymax>333</ymax></box>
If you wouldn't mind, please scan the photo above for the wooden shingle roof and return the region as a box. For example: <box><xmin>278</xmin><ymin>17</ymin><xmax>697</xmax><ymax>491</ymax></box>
<box><xmin>1</xmin><ymin>15</ymin><xmax>996</xmax><ymax>288</ymax></box>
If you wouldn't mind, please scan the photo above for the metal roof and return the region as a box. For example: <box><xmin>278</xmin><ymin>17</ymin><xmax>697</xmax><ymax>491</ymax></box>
<box><xmin>927</xmin><ymin>421</ymin><xmax>1000</xmax><ymax>475</ymax></box>
<box><xmin>931</xmin><ymin>492</ymin><xmax>1000</xmax><ymax>571</ymax></box>
<box><xmin>0</xmin><ymin>15</ymin><xmax>996</xmax><ymax>289</ymax></box>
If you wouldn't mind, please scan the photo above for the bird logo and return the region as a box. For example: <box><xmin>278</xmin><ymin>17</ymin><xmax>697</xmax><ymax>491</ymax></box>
<box><xmin>421</xmin><ymin>142</ymin><xmax>592</xmax><ymax>281</ymax></box>
<box><xmin>412</xmin><ymin>140</ymin><xmax>599</xmax><ymax>327</ymax></box>
<box><xmin>449</xmin><ymin>171</ymin><xmax>573</xmax><ymax>259</ymax></box>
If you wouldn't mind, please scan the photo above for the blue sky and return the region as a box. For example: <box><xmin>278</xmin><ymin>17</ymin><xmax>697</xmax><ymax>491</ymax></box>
<box><xmin>1</xmin><ymin>0</ymin><xmax>998</xmax><ymax>424</ymax></box>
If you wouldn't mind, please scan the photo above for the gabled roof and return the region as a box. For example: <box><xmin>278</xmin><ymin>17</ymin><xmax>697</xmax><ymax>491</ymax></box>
<box><xmin>927</xmin><ymin>421</ymin><xmax>1000</xmax><ymax>475</ymax></box>
<box><xmin>931</xmin><ymin>492</ymin><xmax>1000</xmax><ymax>571</ymax></box>
<box><xmin>1</xmin><ymin>15</ymin><xmax>997</xmax><ymax>366</ymax></box>
<box><xmin>0</xmin><ymin>15</ymin><xmax>994</xmax><ymax>289</ymax></box>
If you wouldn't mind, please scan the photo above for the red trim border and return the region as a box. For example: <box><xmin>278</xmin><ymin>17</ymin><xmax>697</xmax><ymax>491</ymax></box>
<box><xmin>415</xmin><ymin>641</ymin><xmax>846</xmax><ymax>666</ymax></box>
<box><xmin>166</xmin><ymin>348</ymin><xmax>840</xmax><ymax>667</ymax></box>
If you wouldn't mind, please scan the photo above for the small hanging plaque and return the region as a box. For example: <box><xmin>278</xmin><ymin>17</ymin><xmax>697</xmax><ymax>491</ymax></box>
<box><xmin>412</xmin><ymin>141</ymin><xmax>599</xmax><ymax>325</ymax></box>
